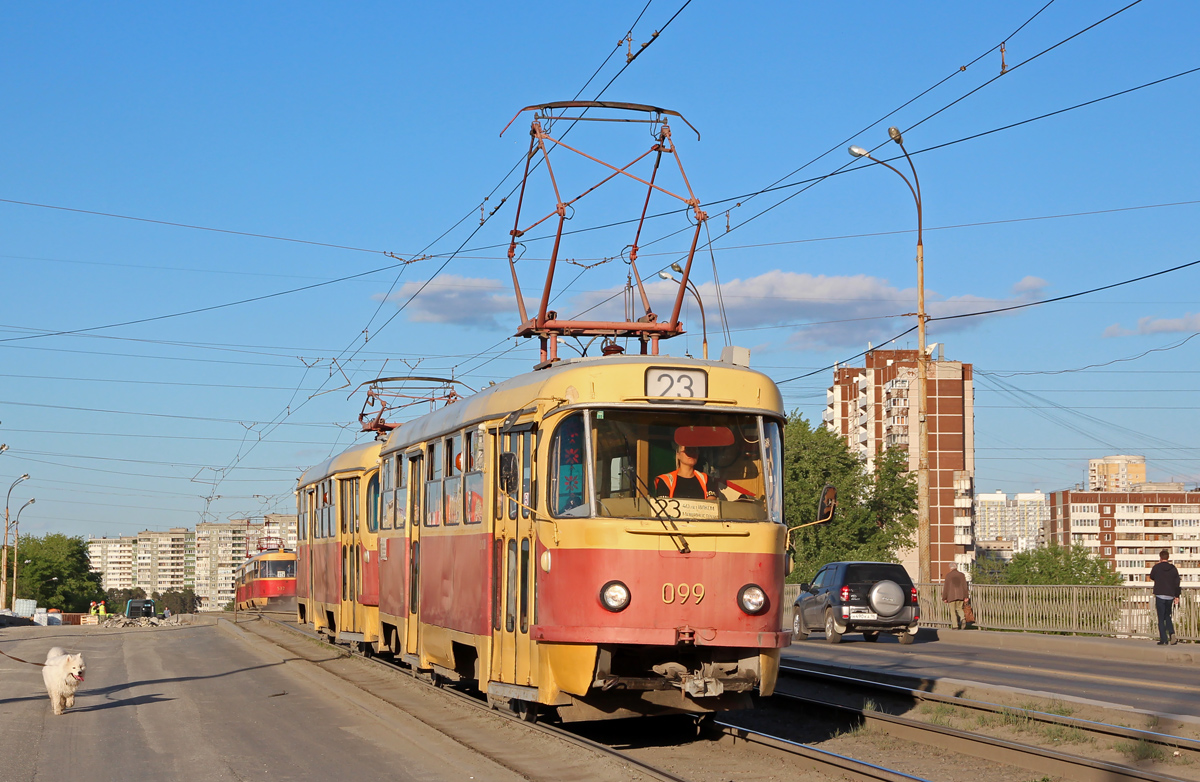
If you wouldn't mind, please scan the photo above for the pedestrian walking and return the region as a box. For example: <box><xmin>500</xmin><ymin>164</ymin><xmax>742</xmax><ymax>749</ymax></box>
<box><xmin>942</xmin><ymin>566</ymin><xmax>970</xmax><ymax>629</ymax></box>
<box><xmin>1150</xmin><ymin>549</ymin><xmax>1181</xmax><ymax>645</ymax></box>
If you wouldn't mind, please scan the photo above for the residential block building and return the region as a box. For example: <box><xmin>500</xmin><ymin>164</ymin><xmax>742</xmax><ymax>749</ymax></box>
<box><xmin>826</xmin><ymin>347</ymin><xmax>976</xmax><ymax>580</ymax></box>
<box><xmin>87</xmin><ymin>535</ymin><xmax>137</xmax><ymax>591</ymax></box>
<box><xmin>1087</xmin><ymin>455</ymin><xmax>1146</xmax><ymax>492</ymax></box>
<box><xmin>1047</xmin><ymin>488</ymin><xmax>1200</xmax><ymax>584</ymax></box>
<box><xmin>87</xmin><ymin>528</ymin><xmax>194</xmax><ymax>594</ymax></box>
<box><xmin>974</xmin><ymin>490</ymin><xmax>1049</xmax><ymax>549</ymax></box>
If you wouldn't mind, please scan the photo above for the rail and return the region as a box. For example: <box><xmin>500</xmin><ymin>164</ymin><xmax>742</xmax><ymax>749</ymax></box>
<box><xmin>781</xmin><ymin>583</ymin><xmax>1200</xmax><ymax>641</ymax></box>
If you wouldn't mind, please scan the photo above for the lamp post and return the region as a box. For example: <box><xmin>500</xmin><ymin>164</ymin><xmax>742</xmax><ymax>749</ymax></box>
<box><xmin>10</xmin><ymin>498</ymin><xmax>36</xmax><ymax>611</ymax></box>
<box><xmin>3</xmin><ymin>473</ymin><xmax>31</xmax><ymax>610</ymax></box>
<box><xmin>659</xmin><ymin>266</ymin><xmax>708</xmax><ymax>359</ymax></box>
<box><xmin>849</xmin><ymin>129</ymin><xmax>931</xmax><ymax>585</ymax></box>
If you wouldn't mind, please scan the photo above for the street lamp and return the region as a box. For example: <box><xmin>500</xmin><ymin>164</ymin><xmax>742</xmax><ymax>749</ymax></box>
<box><xmin>10</xmin><ymin>498</ymin><xmax>36</xmax><ymax>611</ymax></box>
<box><xmin>3</xmin><ymin>473</ymin><xmax>31</xmax><ymax>610</ymax></box>
<box><xmin>849</xmin><ymin>129</ymin><xmax>932</xmax><ymax>585</ymax></box>
<box><xmin>659</xmin><ymin>266</ymin><xmax>708</xmax><ymax>359</ymax></box>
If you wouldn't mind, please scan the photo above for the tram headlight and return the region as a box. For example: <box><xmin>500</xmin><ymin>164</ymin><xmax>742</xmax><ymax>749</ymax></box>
<box><xmin>599</xmin><ymin>580</ymin><xmax>631</xmax><ymax>612</ymax></box>
<box><xmin>738</xmin><ymin>584</ymin><xmax>767</xmax><ymax>615</ymax></box>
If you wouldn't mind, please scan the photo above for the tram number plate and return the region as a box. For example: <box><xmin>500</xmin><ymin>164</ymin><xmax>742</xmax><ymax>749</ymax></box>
<box><xmin>646</xmin><ymin>368</ymin><xmax>707</xmax><ymax>400</ymax></box>
<box><xmin>850</xmin><ymin>611</ymin><xmax>877</xmax><ymax>620</ymax></box>
<box><xmin>662</xmin><ymin>583</ymin><xmax>706</xmax><ymax>605</ymax></box>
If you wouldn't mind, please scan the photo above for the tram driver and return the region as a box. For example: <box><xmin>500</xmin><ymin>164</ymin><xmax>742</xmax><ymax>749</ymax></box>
<box><xmin>655</xmin><ymin>442</ymin><xmax>717</xmax><ymax>499</ymax></box>
<box><xmin>654</xmin><ymin>427</ymin><xmax>759</xmax><ymax>502</ymax></box>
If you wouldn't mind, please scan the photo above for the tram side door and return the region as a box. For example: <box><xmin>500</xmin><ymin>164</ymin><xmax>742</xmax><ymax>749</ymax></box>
<box><xmin>339</xmin><ymin>476</ymin><xmax>362</xmax><ymax>636</ymax></box>
<box><xmin>491</xmin><ymin>425</ymin><xmax>537</xmax><ymax>687</ymax></box>
<box><xmin>404</xmin><ymin>453</ymin><xmax>423</xmax><ymax>659</ymax></box>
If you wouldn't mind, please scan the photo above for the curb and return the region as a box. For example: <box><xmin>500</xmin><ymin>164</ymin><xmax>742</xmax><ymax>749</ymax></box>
<box><xmin>928</xmin><ymin>627</ymin><xmax>1200</xmax><ymax>666</ymax></box>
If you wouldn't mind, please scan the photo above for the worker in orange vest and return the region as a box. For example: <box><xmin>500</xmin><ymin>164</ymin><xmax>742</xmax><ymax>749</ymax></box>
<box><xmin>655</xmin><ymin>443</ymin><xmax>716</xmax><ymax>499</ymax></box>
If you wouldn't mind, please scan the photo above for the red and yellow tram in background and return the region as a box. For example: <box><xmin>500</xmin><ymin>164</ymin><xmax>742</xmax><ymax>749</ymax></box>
<box><xmin>234</xmin><ymin>540</ymin><xmax>297</xmax><ymax>612</ymax></box>
<box><xmin>296</xmin><ymin>354</ymin><xmax>795</xmax><ymax>721</ymax></box>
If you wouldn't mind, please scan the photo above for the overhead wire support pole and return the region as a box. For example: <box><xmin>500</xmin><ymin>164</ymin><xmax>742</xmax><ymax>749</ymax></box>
<box><xmin>850</xmin><ymin>128</ymin><xmax>929</xmax><ymax>584</ymax></box>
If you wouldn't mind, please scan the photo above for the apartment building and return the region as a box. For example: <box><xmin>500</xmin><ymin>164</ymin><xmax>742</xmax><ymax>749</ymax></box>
<box><xmin>1087</xmin><ymin>455</ymin><xmax>1146</xmax><ymax>492</ymax></box>
<box><xmin>88</xmin><ymin>529</ymin><xmax>195</xmax><ymax>593</ymax></box>
<box><xmin>826</xmin><ymin>347</ymin><xmax>976</xmax><ymax>580</ymax></box>
<box><xmin>134</xmin><ymin>528</ymin><xmax>195</xmax><ymax>594</ymax></box>
<box><xmin>87</xmin><ymin>535</ymin><xmax>137</xmax><ymax>590</ymax></box>
<box><xmin>974</xmin><ymin>490</ymin><xmax>1049</xmax><ymax>548</ymax></box>
<box><xmin>259</xmin><ymin>513</ymin><xmax>298</xmax><ymax>551</ymax></box>
<box><xmin>195</xmin><ymin>519</ymin><xmax>260</xmax><ymax>610</ymax></box>
<box><xmin>1047</xmin><ymin>489</ymin><xmax>1200</xmax><ymax>584</ymax></box>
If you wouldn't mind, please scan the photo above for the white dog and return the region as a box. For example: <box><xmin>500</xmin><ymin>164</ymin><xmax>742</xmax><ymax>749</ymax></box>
<box><xmin>42</xmin><ymin>646</ymin><xmax>86</xmax><ymax>715</ymax></box>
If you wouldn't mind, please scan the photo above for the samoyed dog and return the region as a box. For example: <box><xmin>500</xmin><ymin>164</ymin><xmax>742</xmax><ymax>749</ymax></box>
<box><xmin>42</xmin><ymin>647</ymin><xmax>86</xmax><ymax>715</ymax></box>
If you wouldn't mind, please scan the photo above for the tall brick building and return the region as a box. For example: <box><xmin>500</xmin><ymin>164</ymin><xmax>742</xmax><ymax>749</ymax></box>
<box><xmin>1047</xmin><ymin>488</ymin><xmax>1200</xmax><ymax>585</ymax></box>
<box><xmin>826</xmin><ymin>347</ymin><xmax>975</xmax><ymax>580</ymax></box>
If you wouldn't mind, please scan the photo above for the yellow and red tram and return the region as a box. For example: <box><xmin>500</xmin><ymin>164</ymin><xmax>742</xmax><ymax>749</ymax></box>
<box><xmin>295</xmin><ymin>354</ymin><xmax>792</xmax><ymax>720</ymax></box>
<box><xmin>234</xmin><ymin>542</ymin><xmax>297</xmax><ymax>612</ymax></box>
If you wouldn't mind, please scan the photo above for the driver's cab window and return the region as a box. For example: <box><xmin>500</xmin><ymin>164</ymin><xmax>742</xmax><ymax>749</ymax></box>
<box><xmin>591</xmin><ymin>409</ymin><xmax>780</xmax><ymax>522</ymax></box>
<box><xmin>811</xmin><ymin>568</ymin><xmax>827</xmax><ymax>590</ymax></box>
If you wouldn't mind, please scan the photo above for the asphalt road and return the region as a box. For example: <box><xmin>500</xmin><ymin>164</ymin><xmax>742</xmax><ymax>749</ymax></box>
<box><xmin>0</xmin><ymin>618</ymin><xmax>517</xmax><ymax>782</ymax></box>
<box><xmin>783</xmin><ymin>629</ymin><xmax>1200</xmax><ymax>720</ymax></box>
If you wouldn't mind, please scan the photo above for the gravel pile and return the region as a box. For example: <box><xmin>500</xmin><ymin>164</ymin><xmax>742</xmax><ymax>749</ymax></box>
<box><xmin>101</xmin><ymin>614</ymin><xmax>191</xmax><ymax>628</ymax></box>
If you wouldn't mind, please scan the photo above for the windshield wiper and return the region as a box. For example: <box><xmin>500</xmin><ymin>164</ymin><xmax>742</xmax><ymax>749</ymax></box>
<box><xmin>622</xmin><ymin>466</ymin><xmax>690</xmax><ymax>554</ymax></box>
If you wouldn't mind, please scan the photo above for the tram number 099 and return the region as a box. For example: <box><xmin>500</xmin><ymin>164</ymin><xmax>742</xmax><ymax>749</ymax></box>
<box><xmin>662</xmin><ymin>582</ymin><xmax>705</xmax><ymax>605</ymax></box>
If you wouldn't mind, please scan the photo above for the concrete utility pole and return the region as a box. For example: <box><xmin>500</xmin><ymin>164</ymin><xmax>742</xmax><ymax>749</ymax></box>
<box><xmin>3</xmin><ymin>473</ymin><xmax>31</xmax><ymax>610</ymax></box>
<box><xmin>849</xmin><ymin>129</ymin><xmax>930</xmax><ymax>583</ymax></box>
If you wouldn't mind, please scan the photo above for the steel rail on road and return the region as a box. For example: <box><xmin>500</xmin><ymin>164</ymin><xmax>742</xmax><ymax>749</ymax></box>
<box><xmin>713</xmin><ymin>721</ymin><xmax>933</xmax><ymax>782</ymax></box>
<box><xmin>774</xmin><ymin>670</ymin><xmax>1191</xmax><ymax>782</ymax></box>
<box><xmin>780</xmin><ymin>663</ymin><xmax>1200</xmax><ymax>753</ymax></box>
<box><xmin>243</xmin><ymin>612</ymin><xmax>690</xmax><ymax>782</ymax></box>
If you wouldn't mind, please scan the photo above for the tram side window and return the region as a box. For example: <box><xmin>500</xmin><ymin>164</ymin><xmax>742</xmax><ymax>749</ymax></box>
<box><xmin>444</xmin><ymin>434</ymin><xmax>462</xmax><ymax>526</ymax></box>
<box><xmin>425</xmin><ymin>441</ymin><xmax>442</xmax><ymax>527</ymax></box>
<box><xmin>396</xmin><ymin>453</ymin><xmax>409</xmax><ymax>527</ymax></box>
<box><xmin>550</xmin><ymin>413</ymin><xmax>588</xmax><ymax>517</ymax></box>
<box><xmin>409</xmin><ymin>454</ymin><xmax>422</xmax><ymax>528</ymax></box>
<box><xmin>366</xmin><ymin>472</ymin><xmax>380</xmax><ymax>533</ymax></box>
<box><xmin>380</xmin><ymin>457</ymin><xmax>393</xmax><ymax>530</ymax></box>
<box><xmin>464</xmin><ymin>429</ymin><xmax>484</xmax><ymax>524</ymax></box>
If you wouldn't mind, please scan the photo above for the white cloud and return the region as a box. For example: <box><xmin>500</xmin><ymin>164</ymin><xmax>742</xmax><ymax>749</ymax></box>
<box><xmin>378</xmin><ymin>274</ymin><xmax>515</xmax><ymax>328</ymax></box>
<box><xmin>380</xmin><ymin>270</ymin><xmax>1047</xmax><ymax>349</ymax></box>
<box><xmin>1011</xmin><ymin>276</ymin><xmax>1049</xmax><ymax>296</ymax></box>
<box><xmin>1103</xmin><ymin>312</ymin><xmax>1200</xmax><ymax>338</ymax></box>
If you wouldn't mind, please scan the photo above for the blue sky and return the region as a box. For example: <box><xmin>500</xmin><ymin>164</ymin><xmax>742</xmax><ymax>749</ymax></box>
<box><xmin>2</xmin><ymin>1</ymin><xmax>1198</xmax><ymax>539</ymax></box>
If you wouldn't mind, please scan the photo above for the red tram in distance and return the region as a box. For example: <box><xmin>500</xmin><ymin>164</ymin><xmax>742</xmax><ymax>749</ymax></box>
<box><xmin>234</xmin><ymin>540</ymin><xmax>297</xmax><ymax>612</ymax></box>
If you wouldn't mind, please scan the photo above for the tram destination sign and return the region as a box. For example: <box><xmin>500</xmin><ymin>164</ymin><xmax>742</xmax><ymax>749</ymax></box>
<box><xmin>645</xmin><ymin>367</ymin><xmax>707</xmax><ymax>401</ymax></box>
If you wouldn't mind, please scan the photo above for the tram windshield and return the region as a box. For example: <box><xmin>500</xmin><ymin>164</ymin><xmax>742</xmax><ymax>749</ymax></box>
<box><xmin>259</xmin><ymin>559</ymin><xmax>295</xmax><ymax>579</ymax></box>
<box><xmin>548</xmin><ymin>409</ymin><xmax>783</xmax><ymax>522</ymax></box>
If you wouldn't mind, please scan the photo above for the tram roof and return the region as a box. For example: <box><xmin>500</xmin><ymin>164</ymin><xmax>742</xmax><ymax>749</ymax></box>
<box><xmin>298</xmin><ymin>440</ymin><xmax>381</xmax><ymax>487</ymax></box>
<box><xmin>380</xmin><ymin>353</ymin><xmax>782</xmax><ymax>456</ymax></box>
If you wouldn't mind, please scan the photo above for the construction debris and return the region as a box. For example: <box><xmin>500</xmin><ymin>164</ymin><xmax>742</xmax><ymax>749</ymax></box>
<box><xmin>101</xmin><ymin>614</ymin><xmax>191</xmax><ymax>628</ymax></box>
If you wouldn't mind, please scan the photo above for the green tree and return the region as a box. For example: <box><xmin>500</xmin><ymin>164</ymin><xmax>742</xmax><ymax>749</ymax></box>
<box><xmin>970</xmin><ymin>550</ymin><xmax>1010</xmax><ymax>585</ymax></box>
<box><xmin>14</xmin><ymin>534</ymin><xmax>104</xmax><ymax>612</ymax></box>
<box><xmin>156</xmin><ymin>588</ymin><xmax>199</xmax><ymax>615</ymax></box>
<box><xmin>783</xmin><ymin>413</ymin><xmax>918</xmax><ymax>582</ymax></box>
<box><xmin>104</xmin><ymin>586</ymin><xmax>147</xmax><ymax>614</ymax></box>
<box><xmin>1003</xmin><ymin>542</ymin><xmax>1123</xmax><ymax>586</ymax></box>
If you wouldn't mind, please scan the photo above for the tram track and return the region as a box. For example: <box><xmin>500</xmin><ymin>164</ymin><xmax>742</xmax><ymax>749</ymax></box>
<box><xmin>240</xmin><ymin>611</ymin><xmax>941</xmax><ymax>782</ymax></box>
<box><xmin>774</xmin><ymin>663</ymin><xmax>1195</xmax><ymax>782</ymax></box>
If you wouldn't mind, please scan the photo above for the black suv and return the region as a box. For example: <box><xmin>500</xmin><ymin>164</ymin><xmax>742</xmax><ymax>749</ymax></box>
<box><xmin>792</xmin><ymin>561</ymin><xmax>919</xmax><ymax>644</ymax></box>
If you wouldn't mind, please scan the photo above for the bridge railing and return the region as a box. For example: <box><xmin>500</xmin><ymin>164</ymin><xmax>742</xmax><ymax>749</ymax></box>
<box><xmin>781</xmin><ymin>582</ymin><xmax>1199</xmax><ymax>641</ymax></box>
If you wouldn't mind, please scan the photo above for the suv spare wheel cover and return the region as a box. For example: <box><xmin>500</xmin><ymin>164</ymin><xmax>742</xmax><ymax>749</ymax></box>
<box><xmin>868</xmin><ymin>580</ymin><xmax>905</xmax><ymax>617</ymax></box>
